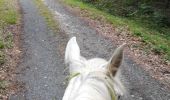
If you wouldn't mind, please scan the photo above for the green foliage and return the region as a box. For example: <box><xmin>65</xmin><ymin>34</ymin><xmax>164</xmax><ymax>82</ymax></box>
<box><xmin>64</xmin><ymin>0</ymin><xmax>170</xmax><ymax>61</ymax></box>
<box><xmin>81</xmin><ymin>0</ymin><xmax>170</xmax><ymax>27</ymax></box>
<box><xmin>0</xmin><ymin>40</ymin><xmax>5</xmax><ymax>49</ymax></box>
<box><xmin>133</xmin><ymin>32</ymin><xmax>142</xmax><ymax>36</ymax></box>
<box><xmin>153</xmin><ymin>12</ymin><xmax>170</xmax><ymax>27</ymax></box>
<box><xmin>152</xmin><ymin>45</ymin><xmax>168</xmax><ymax>55</ymax></box>
<box><xmin>0</xmin><ymin>0</ymin><xmax>17</xmax><ymax>25</ymax></box>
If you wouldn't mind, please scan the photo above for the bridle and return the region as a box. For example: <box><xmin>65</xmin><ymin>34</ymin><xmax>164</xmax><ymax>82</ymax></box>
<box><xmin>68</xmin><ymin>71</ymin><xmax>118</xmax><ymax>100</ymax></box>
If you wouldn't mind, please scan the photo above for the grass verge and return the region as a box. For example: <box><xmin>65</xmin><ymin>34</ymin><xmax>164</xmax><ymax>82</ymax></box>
<box><xmin>34</xmin><ymin>0</ymin><xmax>60</xmax><ymax>33</ymax></box>
<box><xmin>64</xmin><ymin>0</ymin><xmax>170</xmax><ymax>61</ymax></box>
<box><xmin>0</xmin><ymin>0</ymin><xmax>20</xmax><ymax>98</ymax></box>
<box><xmin>0</xmin><ymin>0</ymin><xmax>19</xmax><ymax>65</ymax></box>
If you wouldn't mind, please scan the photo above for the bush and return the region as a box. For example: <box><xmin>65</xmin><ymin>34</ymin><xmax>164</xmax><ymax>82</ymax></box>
<box><xmin>153</xmin><ymin>12</ymin><xmax>170</xmax><ymax>27</ymax></box>
<box><xmin>80</xmin><ymin>0</ymin><xmax>170</xmax><ymax>27</ymax></box>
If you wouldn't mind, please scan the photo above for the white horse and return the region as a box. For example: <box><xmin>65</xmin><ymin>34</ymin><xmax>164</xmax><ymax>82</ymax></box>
<box><xmin>63</xmin><ymin>37</ymin><xmax>126</xmax><ymax>100</ymax></box>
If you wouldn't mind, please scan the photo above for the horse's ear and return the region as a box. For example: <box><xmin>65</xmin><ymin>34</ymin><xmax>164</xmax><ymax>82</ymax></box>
<box><xmin>107</xmin><ymin>44</ymin><xmax>126</xmax><ymax>76</ymax></box>
<box><xmin>65</xmin><ymin>37</ymin><xmax>80</xmax><ymax>64</ymax></box>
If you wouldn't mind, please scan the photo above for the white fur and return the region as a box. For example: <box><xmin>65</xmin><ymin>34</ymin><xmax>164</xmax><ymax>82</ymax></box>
<box><xmin>63</xmin><ymin>37</ymin><xmax>126</xmax><ymax>100</ymax></box>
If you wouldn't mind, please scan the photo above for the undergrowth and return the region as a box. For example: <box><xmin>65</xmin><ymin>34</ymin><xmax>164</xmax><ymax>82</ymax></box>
<box><xmin>64</xmin><ymin>0</ymin><xmax>170</xmax><ymax>61</ymax></box>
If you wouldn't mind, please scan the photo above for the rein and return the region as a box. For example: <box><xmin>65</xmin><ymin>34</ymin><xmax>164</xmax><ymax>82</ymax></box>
<box><xmin>68</xmin><ymin>72</ymin><xmax>80</xmax><ymax>81</ymax></box>
<box><xmin>69</xmin><ymin>72</ymin><xmax>117</xmax><ymax>100</ymax></box>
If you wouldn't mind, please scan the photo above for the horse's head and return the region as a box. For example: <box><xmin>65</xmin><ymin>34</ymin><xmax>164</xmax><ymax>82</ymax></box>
<box><xmin>63</xmin><ymin>37</ymin><xmax>126</xmax><ymax>100</ymax></box>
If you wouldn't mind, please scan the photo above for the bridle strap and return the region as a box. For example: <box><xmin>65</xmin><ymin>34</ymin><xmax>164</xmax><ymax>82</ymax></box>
<box><xmin>87</xmin><ymin>72</ymin><xmax>117</xmax><ymax>100</ymax></box>
<box><xmin>68</xmin><ymin>72</ymin><xmax>80</xmax><ymax>81</ymax></box>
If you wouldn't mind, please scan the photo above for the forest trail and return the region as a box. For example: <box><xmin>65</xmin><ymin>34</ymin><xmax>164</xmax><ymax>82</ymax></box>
<box><xmin>10</xmin><ymin>0</ymin><xmax>170</xmax><ymax>100</ymax></box>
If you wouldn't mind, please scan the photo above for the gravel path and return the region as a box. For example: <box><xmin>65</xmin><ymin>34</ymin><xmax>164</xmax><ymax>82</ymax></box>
<box><xmin>10</xmin><ymin>0</ymin><xmax>67</xmax><ymax>99</ymax></box>
<box><xmin>10</xmin><ymin>0</ymin><xmax>170</xmax><ymax>100</ymax></box>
